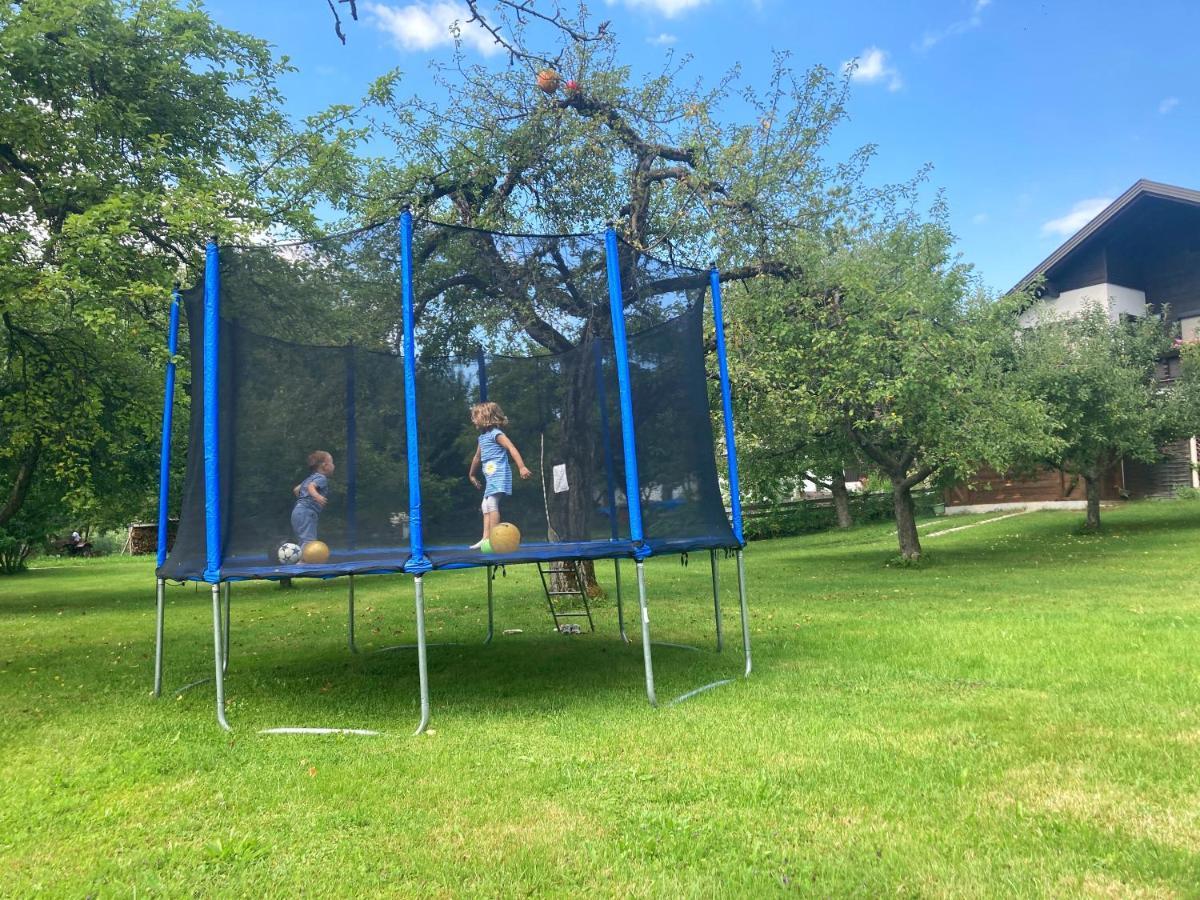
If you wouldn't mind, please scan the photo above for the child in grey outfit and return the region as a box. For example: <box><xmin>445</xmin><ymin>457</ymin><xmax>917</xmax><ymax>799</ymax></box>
<box><xmin>291</xmin><ymin>450</ymin><xmax>334</xmax><ymax>544</ymax></box>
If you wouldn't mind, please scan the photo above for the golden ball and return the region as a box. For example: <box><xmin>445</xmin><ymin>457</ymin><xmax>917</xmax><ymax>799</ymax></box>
<box><xmin>489</xmin><ymin>522</ymin><xmax>521</xmax><ymax>554</ymax></box>
<box><xmin>301</xmin><ymin>540</ymin><xmax>330</xmax><ymax>564</ymax></box>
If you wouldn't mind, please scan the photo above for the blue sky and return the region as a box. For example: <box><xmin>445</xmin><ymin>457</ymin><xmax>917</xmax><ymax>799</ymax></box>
<box><xmin>207</xmin><ymin>0</ymin><xmax>1200</xmax><ymax>292</ymax></box>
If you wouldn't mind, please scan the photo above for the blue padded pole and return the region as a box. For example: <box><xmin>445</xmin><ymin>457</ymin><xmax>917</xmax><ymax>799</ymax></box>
<box><xmin>608</xmin><ymin>229</ymin><xmax>656</xmax><ymax>707</ymax></box>
<box><xmin>603</xmin><ymin>227</ymin><xmax>645</xmax><ymax>549</ymax></box>
<box><xmin>400</xmin><ymin>210</ymin><xmax>429</xmax><ymax>571</ymax></box>
<box><xmin>476</xmin><ymin>346</ymin><xmax>488</xmax><ymax>402</ymax></box>
<box><xmin>593</xmin><ymin>340</ymin><xmax>619</xmax><ymax>540</ymax></box>
<box><xmin>345</xmin><ymin>345</ymin><xmax>358</xmax><ymax>549</ymax></box>
<box><xmin>709</xmin><ymin>268</ymin><xmax>744</xmax><ymax>545</ymax></box>
<box><xmin>156</xmin><ymin>286</ymin><xmax>181</xmax><ymax>568</ymax></box>
<box><xmin>202</xmin><ymin>240</ymin><xmax>222</xmax><ymax>583</ymax></box>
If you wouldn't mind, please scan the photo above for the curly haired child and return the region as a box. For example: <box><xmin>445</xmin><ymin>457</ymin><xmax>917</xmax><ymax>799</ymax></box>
<box><xmin>467</xmin><ymin>402</ymin><xmax>531</xmax><ymax>549</ymax></box>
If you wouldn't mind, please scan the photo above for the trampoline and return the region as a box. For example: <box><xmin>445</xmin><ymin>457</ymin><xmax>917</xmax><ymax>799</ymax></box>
<box><xmin>153</xmin><ymin>211</ymin><xmax>750</xmax><ymax>733</ymax></box>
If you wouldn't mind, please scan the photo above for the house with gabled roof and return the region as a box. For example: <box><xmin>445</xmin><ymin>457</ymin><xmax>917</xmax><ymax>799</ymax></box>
<box><xmin>946</xmin><ymin>179</ymin><xmax>1200</xmax><ymax>511</ymax></box>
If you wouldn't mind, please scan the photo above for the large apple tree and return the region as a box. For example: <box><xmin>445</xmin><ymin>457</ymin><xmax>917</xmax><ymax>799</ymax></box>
<box><xmin>728</xmin><ymin>211</ymin><xmax>1054</xmax><ymax>561</ymax></box>
<box><xmin>0</xmin><ymin>0</ymin><xmax>360</xmax><ymax>568</ymax></box>
<box><xmin>1015</xmin><ymin>305</ymin><xmax>1200</xmax><ymax>530</ymax></box>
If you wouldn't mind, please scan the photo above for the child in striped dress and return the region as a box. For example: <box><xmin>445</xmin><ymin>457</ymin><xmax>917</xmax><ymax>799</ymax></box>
<box><xmin>467</xmin><ymin>401</ymin><xmax>531</xmax><ymax>549</ymax></box>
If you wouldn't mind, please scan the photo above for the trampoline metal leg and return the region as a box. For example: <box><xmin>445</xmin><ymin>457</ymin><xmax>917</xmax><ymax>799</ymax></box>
<box><xmin>211</xmin><ymin>584</ymin><xmax>230</xmax><ymax>731</ymax></box>
<box><xmin>710</xmin><ymin>550</ymin><xmax>723</xmax><ymax>653</ymax></box>
<box><xmin>347</xmin><ymin>575</ymin><xmax>358</xmax><ymax>654</ymax></box>
<box><xmin>221</xmin><ymin>581</ymin><xmax>231</xmax><ymax>675</ymax></box>
<box><xmin>737</xmin><ymin>550</ymin><xmax>752</xmax><ymax>677</ymax></box>
<box><xmin>614</xmin><ymin>559</ymin><xmax>629</xmax><ymax>643</ymax></box>
<box><xmin>153</xmin><ymin>578</ymin><xmax>165</xmax><ymax>698</ymax></box>
<box><xmin>413</xmin><ymin>576</ymin><xmax>430</xmax><ymax>735</ymax></box>
<box><xmin>484</xmin><ymin>566</ymin><xmax>494</xmax><ymax>644</ymax></box>
<box><xmin>635</xmin><ymin>561</ymin><xmax>657</xmax><ymax>707</ymax></box>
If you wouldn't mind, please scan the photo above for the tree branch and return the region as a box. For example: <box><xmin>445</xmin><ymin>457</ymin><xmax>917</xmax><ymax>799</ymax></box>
<box><xmin>846</xmin><ymin>421</ymin><xmax>901</xmax><ymax>475</ymax></box>
<box><xmin>900</xmin><ymin>464</ymin><xmax>936</xmax><ymax>490</ymax></box>
<box><xmin>632</xmin><ymin>260</ymin><xmax>796</xmax><ymax>303</ymax></box>
<box><xmin>560</xmin><ymin>92</ymin><xmax>696</xmax><ymax>164</ymax></box>
<box><xmin>466</xmin><ymin>232</ymin><xmax>574</xmax><ymax>353</ymax></box>
<box><xmin>464</xmin><ymin>0</ymin><xmax>608</xmax><ymax>66</ymax></box>
<box><xmin>326</xmin><ymin>0</ymin><xmax>357</xmax><ymax>45</ymax></box>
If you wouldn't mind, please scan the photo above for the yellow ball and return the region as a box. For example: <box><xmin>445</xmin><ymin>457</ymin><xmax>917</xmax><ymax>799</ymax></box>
<box><xmin>301</xmin><ymin>540</ymin><xmax>330</xmax><ymax>563</ymax></box>
<box><xmin>489</xmin><ymin>522</ymin><xmax>521</xmax><ymax>554</ymax></box>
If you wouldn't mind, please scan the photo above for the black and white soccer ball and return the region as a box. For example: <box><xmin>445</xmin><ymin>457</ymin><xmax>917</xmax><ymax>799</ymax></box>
<box><xmin>277</xmin><ymin>542</ymin><xmax>302</xmax><ymax>565</ymax></box>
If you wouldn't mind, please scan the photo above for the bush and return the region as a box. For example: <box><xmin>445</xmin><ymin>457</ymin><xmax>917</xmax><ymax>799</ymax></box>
<box><xmin>0</xmin><ymin>526</ymin><xmax>36</xmax><ymax>575</ymax></box>
<box><xmin>89</xmin><ymin>530</ymin><xmax>127</xmax><ymax>556</ymax></box>
<box><xmin>1174</xmin><ymin>486</ymin><xmax>1200</xmax><ymax>502</ymax></box>
<box><xmin>742</xmin><ymin>490</ymin><xmax>940</xmax><ymax>541</ymax></box>
<box><xmin>0</xmin><ymin>485</ymin><xmax>62</xmax><ymax>574</ymax></box>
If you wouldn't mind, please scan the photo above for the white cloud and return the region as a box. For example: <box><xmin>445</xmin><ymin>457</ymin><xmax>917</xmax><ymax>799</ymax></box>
<box><xmin>648</xmin><ymin>32</ymin><xmax>677</xmax><ymax>45</ymax></box>
<box><xmin>1159</xmin><ymin>96</ymin><xmax>1180</xmax><ymax>114</ymax></box>
<box><xmin>971</xmin><ymin>212</ymin><xmax>989</xmax><ymax>225</ymax></box>
<box><xmin>843</xmin><ymin>47</ymin><xmax>902</xmax><ymax>92</ymax></box>
<box><xmin>1040</xmin><ymin>197</ymin><xmax>1113</xmax><ymax>238</ymax></box>
<box><xmin>610</xmin><ymin>0</ymin><xmax>709</xmax><ymax>18</ymax></box>
<box><xmin>364</xmin><ymin>2</ymin><xmax>500</xmax><ymax>55</ymax></box>
<box><xmin>917</xmin><ymin>0</ymin><xmax>992</xmax><ymax>51</ymax></box>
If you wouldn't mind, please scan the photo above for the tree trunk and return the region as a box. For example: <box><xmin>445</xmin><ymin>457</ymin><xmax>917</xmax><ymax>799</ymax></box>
<box><xmin>1083</xmin><ymin>474</ymin><xmax>1102</xmax><ymax>530</ymax></box>
<box><xmin>550</xmin><ymin>347</ymin><xmax>602</xmax><ymax>595</ymax></box>
<box><xmin>0</xmin><ymin>445</ymin><xmax>39</xmax><ymax>528</ymax></box>
<box><xmin>891</xmin><ymin>476</ymin><xmax>922</xmax><ymax>560</ymax></box>
<box><xmin>578</xmin><ymin>559</ymin><xmax>603</xmax><ymax>598</ymax></box>
<box><xmin>549</xmin><ymin>558</ymin><xmax>604</xmax><ymax>600</ymax></box>
<box><xmin>830</xmin><ymin>471</ymin><xmax>853</xmax><ymax>528</ymax></box>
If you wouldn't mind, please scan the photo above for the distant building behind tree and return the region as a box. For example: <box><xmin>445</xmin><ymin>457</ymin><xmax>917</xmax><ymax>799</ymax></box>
<box><xmin>947</xmin><ymin>179</ymin><xmax>1200</xmax><ymax>512</ymax></box>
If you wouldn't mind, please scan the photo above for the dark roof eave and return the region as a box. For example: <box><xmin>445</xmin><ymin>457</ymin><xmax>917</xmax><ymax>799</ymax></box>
<box><xmin>1010</xmin><ymin>179</ymin><xmax>1200</xmax><ymax>295</ymax></box>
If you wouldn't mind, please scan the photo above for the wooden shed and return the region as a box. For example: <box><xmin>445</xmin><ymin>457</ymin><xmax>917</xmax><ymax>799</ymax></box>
<box><xmin>127</xmin><ymin>521</ymin><xmax>177</xmax><ymax>555</ymax></box>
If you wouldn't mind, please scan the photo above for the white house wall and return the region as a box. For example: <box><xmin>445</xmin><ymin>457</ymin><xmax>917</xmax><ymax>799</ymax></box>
<box><xmin>1018</xmin><ymin>282</ymin><xmax>1148</xmax><ymax>327</ymax></box>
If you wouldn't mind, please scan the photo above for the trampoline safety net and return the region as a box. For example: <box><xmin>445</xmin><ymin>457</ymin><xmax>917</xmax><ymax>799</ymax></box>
<box><xmin>159</xmin><ymin>219</ymin><xmax>738</xmax><ymax>582</ymax></box>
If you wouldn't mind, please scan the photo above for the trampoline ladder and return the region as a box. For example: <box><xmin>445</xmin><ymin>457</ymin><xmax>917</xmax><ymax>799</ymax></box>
<box><xmin>536</xmin><ymin>560</ymin><xmax>595</xmax><ymax>633</ymax></box>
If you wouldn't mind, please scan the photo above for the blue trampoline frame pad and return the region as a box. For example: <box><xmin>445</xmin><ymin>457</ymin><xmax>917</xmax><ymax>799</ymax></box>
<box><xmin>166</xmin><ymin>535</ymin><xmax>746</xmax><ymax>583</ymax></box>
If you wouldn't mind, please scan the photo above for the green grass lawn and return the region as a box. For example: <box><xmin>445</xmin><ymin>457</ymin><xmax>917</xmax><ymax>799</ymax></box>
<box><xmin>2</xmin><ymin>502</ymin><xmax>1199</xmax><ymax>897</ymax></box>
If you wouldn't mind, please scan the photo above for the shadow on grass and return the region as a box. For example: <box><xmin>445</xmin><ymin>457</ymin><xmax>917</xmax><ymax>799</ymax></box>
<box><xmin>0</xmin><ymin>570</ymin><xmax>358</xmax><ymax>617</ymax></box>
<box><xmin>4</xmin><ymin>596</ymin><xmax>748</xmax><ymax>735</ymax></box>
<box><xmin>166</xmin><ymin>634</ymin><xmax>747</xmax><ymax>732</ymax></box>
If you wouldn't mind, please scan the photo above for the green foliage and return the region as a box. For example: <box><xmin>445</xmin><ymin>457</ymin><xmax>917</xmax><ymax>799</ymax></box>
<box><xmin>0</xmin><ymin>475</ymin><xmax>62</xmax><ymax>573</ymax></box>
<box><xmin>1015</xmin><ymin>304</ymin><xmax>1200</xmax><ymax>528</ymax></box>
<box><xmin>730</xmin><ymin>210</ymin><xmax>1053</xmax><ymax>559</ymax></box>
<box><xmin>86</xmin><ymin>529</ymin><xmax>128</xmax><ymax>556</ymax></box>
<box><xmin>340</xmin><ymin>13</ymin><xmax>915</xmax><ymax>359</ymax></box>
<box><xmin>334</xmin><ymin>10</ymin><xmax>971</xmax><ymax>558</ymax></box>
<box><xmin>742</xmin><ymin>490</ymin><xmax>940</xmax><ymax>541</ymax></box>
<box><xmin>0</xmin><ymin>0</ymin><xmax>356</xmax><ymax>555</ymax></box>
<box><xmin>0</xmin><ymin>529</ymin><xmax>33</xmax><ymax>575</ymax></box>
<box><xmin>882</xmin><ymin>550</ymin><xmax>936</xmax><ymax>568</ymax></box>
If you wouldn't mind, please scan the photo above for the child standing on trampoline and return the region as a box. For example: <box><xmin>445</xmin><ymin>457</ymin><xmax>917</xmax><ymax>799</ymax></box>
<box><xmin>291</xmin><ymin>450</ymin><xmax>335</xmax><ymax>545</ymax></box>
<box><xmin>468</xmin><ymin>402</ymin><xmax>531</xmax><ymax>549</ymax></box>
